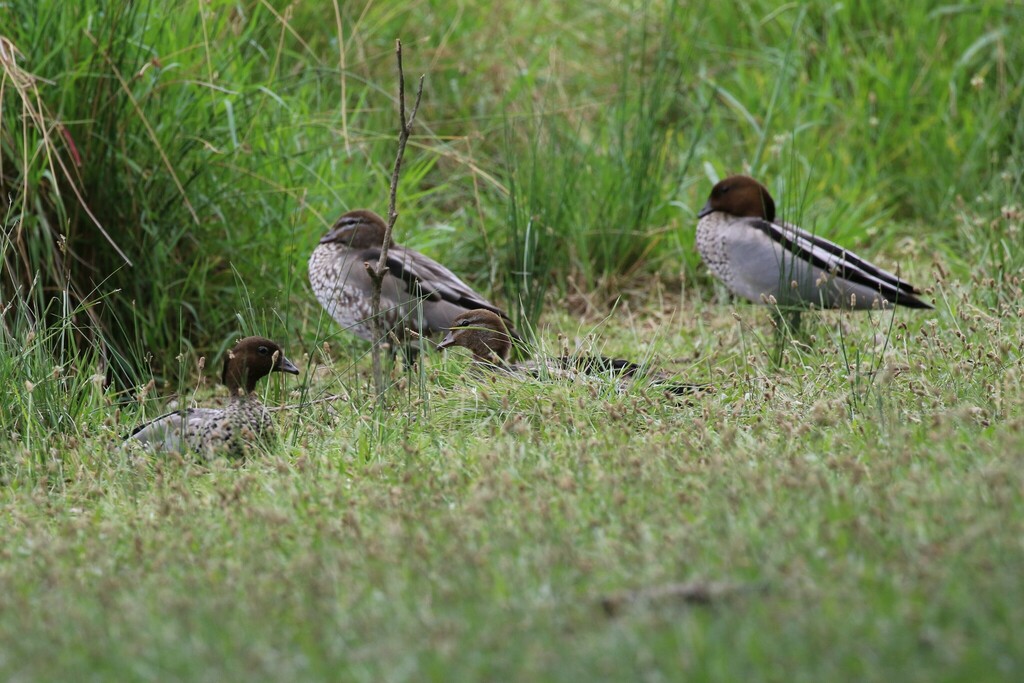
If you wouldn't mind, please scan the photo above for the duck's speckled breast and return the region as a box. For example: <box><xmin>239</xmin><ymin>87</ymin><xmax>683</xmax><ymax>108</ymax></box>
<box><xmin>308</xmin><ymin>243</ymin><xmax>377</xmax><ymax>341</ymax></box>
<box><xmin>696</xmin><ymin>212</ymin><xmax>736</xmax><ymax>288</ymax></box>
<box><xmin>191</xmin><ymin>395</ymin><xmax>274</xmax><ymax>457</ymax></box>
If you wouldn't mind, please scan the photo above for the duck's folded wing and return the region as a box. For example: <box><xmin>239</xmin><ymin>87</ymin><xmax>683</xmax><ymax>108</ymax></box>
<box><xmin>754</xmin><ymin>218</ymin><xmax>931</xmax><ymax>307</ymax></box>
<box><xmin>126</xmin><ymin>408</ymin><xmax>217</xmax><ymax>453</ymax></box>
<box><xmin>562</xmin><ymin>354</ymin><xmax>710</xmax><ymax>395</ymax></box>
<box><xmin>365</xmin><ymin>245</ymin><xmax>511</xmax><ymax>319</ymax></box>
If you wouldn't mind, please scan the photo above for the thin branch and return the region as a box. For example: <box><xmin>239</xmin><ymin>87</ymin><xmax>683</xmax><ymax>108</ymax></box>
<box><xmin>365</xmin><ymin>39</ymin><xmax>425</xmax><ymax>399</ymax></box>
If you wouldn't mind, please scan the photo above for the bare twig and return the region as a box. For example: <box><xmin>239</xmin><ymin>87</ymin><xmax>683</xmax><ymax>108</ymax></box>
<box><xmin>365</xmin><ymin>39</ymin><xmax>425</xmax><ymax>399</ymax></box>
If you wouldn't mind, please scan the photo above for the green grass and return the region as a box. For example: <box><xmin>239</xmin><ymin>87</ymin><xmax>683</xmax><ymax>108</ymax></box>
<box><xmin>2</xmin><ymin>0</ymin><xmax>1024</xmax><ymax>679</ymax></box>
<box><xmin>3</xmin><ymin>294</ymin><xmax>1024</xmax><ymax>681</ymax></box>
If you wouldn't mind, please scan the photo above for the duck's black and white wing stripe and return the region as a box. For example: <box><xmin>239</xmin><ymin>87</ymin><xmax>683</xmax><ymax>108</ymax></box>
<box><xmin>753</xmin><ymin>218</ymin><xmax>931</xmax><ymax>309</ymax></box>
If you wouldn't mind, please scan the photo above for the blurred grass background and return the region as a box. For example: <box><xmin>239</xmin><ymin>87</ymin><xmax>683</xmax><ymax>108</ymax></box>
<box><xmin>2</xmin><ymin>0</ymin><xmax>1020</xmax><ymax>380</ymax></box>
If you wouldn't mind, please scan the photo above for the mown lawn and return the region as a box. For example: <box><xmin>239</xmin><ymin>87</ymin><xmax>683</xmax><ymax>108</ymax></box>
<box><xmin>2</xmin><ymin>0</ymin><xmax>1023</xmax><ymax>680</ymax></box>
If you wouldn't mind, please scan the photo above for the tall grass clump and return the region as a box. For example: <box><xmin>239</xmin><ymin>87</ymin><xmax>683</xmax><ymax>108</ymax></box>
<box><xmin>0</xmin><ymin>282</ymin><xmax>108</xmax><ymax>472</ymax></box>
<box><xmin>499</xmin><ymin>1</ymin><xmax>701</xmax><ymax>324</ymax></box>
<box><xmin>0</xmin><ymin>1</ymin><xmax>424</xmax><ymax>384</ymax></box>
<box><xmin>950</xmin><ymin>101</ymin><xmax>1024</xmax><ymax>309</ymax></box>
<box><xmin>691</xmin><ymin>2</ymin><xmax>1023</xmax><ymax>227</ymax></box>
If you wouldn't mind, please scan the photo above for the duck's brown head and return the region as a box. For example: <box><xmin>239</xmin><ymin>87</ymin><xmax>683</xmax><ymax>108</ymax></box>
<box><xmin>222</xmin><ymin>336</ymin><xmax>300</xmax><ymax>395</ymax></box>
<box><xmin>319</xmin><ymin>210</ymin><xmax>391</xmax><ymax>249</ymax></box>
<box><xmin>436</xmin><ymin>309</ymin><xmax>513</xmax><ymax>363</ymax></box>
<box><xmin>697</xmin><ymin>175</ymin><xmax>776</xmax><ymax>222</ymax></box>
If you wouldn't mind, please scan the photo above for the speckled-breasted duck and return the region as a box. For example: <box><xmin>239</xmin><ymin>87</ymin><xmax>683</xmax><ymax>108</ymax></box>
<box><xmin>696</xmin><ymin>175</ymin><xmax>931</xmax><ymax>310</ymax></box>
<box><xmin>309</xmin><ymin>210</ymin><xmax>514</xmax><ymax>350</ymax></box>
<box><xmin>127</xmin><ymin>336</ymin><xmax>299</xmax><ymax>457</ymax></box>
<box><xmin>437</xmin><ymin>309</ymin><xmax>707</xmax><ymax>396</ymax></box>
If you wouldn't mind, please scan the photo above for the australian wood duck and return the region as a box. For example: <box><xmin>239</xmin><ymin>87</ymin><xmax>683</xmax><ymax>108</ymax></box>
<box><xmin>309</xmin><ymin>210</ymin><xmax>514</xmax><ymax>353</ymax></box>
<box><xmin>127</xmin><ymin>336</ymin><xmax>299</xmax><ymax>457</ymax></box>
<box><xmin>696</xmin><ymin>175</ymin><xmax>931</xmax><ymax>311</ymax></box>
<box><xmin>437</xmin><ymin>309</ymin><xmax>707</xmax><ymax>396</ymax></box>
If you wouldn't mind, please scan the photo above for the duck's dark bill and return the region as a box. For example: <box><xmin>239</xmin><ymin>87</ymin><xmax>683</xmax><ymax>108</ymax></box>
<box><xmin>436</xmin><ymin>331</ymin><xmax>457</xmax><ymax>349</ymax></box>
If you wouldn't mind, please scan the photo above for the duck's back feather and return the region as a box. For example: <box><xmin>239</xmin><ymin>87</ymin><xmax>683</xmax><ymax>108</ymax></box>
<box><xmin>127</xmin><ymin>407</ymin><xmax>215</xmax><ymax>454</ymax></box>
<box><xmin>728</xmin><ymin>216</ymin><xmax>931</xmax><ymax>309</ymax></box>
<box><xmin>755</xmin><ymin>218</ymin><xmax>928</xmax><ymax>304</ymax></box>
<box><xmin>367</xmin><ymin>245</ymin><xmax>511</xmax><ymax>321</ymax></box>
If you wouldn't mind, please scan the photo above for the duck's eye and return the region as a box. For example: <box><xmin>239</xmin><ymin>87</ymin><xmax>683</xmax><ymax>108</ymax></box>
<box><xmin>258</xmin><ymin>346</ymin><xmax>270</xmax><ymax>355</ymax></box>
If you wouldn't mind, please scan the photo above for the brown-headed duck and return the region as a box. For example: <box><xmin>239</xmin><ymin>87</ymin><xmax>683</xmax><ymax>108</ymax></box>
<box><xmin>309</xmin><ymin>210</ymin><xmax>515</xmax><ymax>353</ymax></box>
<box><xmin>127</xmin><ymin>336</ymin><xmax>299</xmax><ymax>457</ymax></box>
<box><xmin>696</xmin><ymin>175</ymin><xmax>931</xmax><ymax>310</ymax></box>
<box><xmin>437</xmin><ymin>309</ymin><xmax>708</xmax><ymax>396</ymax></box>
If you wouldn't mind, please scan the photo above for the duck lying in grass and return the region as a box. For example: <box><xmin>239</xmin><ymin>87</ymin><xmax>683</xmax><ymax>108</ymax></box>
<box><xmin>696</xmin><ymin>175</ymin><xmax>932</xmax><ymax>312</ymax></box>
<box><xmin>436</xmin><ymin>309</ymin><xmax>708</xmax><ymax>396</ymax></box>
<box><xmin>126</xmin><ymin>336</ymin><xmax>299</xmax><ymax>457</ymax></box>
<box><xmin>309</xmin><ymin>209</ymin><xmax>516</xmax><ymax>355</ymax></box>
